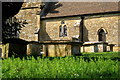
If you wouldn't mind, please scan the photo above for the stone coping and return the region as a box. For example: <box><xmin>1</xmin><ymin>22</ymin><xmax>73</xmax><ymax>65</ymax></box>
<box><xmin>108</xmin><ymin>44</ymin><xmax>116</xmax><ymax>46</ymax></box>
<box><xmin>30</xmin><ymin>40</ymin><xmax>83</xmax><ymax>45</ymax></box>
<box><xmin>1</xmin><ymin>39</ymin><xmax>83</xmax><ymax>45</ymax></box>
<box><xmin>83</xmin><ymin>41</ymin><xmax>108</xmax><ymax>46</ymax></box>
<box><xmin>1</xmin><ymin>39</ymin><xmax>116</xmax><ymax>47</ymax></box>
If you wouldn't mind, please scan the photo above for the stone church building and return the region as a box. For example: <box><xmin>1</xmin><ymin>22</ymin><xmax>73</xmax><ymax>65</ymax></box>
<box><xmin>1</xmin><ymin>2</ymin><xmax>120</xmax><ymax>57</ymax></box>
<box><xmin>39</xmin><ymin>2</ymin><xmax>120</xmax><ymax>53</ymax></box>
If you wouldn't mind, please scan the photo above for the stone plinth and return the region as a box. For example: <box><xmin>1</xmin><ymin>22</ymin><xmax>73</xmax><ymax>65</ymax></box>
<box><xmin>40</xmin><ymin>40</ymin><xmax>83</xmax><ymax>57</ymax></box>
<box><xmin>27</xmin><ymin>42</ymin><xmax>42</xmax><ymax>56</ymax></box>
<box><xmin>107</xmin><ymin>44</ymin><xmax>116</xmax><ymax>52</ymax></box>
<box><xmin>82</xmin><ymin>41</ymin><xmax>108</xmax><ymax>52</ymax></box>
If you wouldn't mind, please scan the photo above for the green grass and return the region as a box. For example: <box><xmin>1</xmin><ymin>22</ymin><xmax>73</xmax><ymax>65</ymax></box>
<box><xmin>2</xmin><ymin>52</ymin><xmax>119</xmax><ymax>79</ymax></box>
<box><xmin>82</xmin><ymin>52</ymin><xmax>119</xmax><ymax>57</ymax></box>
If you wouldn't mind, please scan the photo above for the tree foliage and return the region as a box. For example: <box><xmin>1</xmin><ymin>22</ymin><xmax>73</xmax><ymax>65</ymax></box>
<box><xmin>2</xmin><ymin>2</ymin><xmax>24</xmax><ymax>42</ymax></box>
<box><xmin>2</xmin><ymin>17</ymin><xmax>26</xmax><ymax>41</ymax></box>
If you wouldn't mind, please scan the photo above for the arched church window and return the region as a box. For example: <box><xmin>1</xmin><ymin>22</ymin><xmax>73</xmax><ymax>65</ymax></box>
<box><xmin>59</xmin><ymin>25</ymin><xmax>62</xmax><ymax>37</ymax></box>
<box><xmin>59</xmin><ymin>25</ymin><xmax>67</xmax><ymax>37</ymax></box>
<box><xmin>63</xmin><ymin>25</ymin><xmax>67</xmax><ymax>36</ymax></box>
<box><xmin>98</xmin><ymin>29</ymin><xmax>106</xmax><ymax>42</ymax></box>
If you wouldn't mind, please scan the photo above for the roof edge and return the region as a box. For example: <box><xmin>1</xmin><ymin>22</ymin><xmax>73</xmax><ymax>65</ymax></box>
<box><xmin>41</xmin><ymin>11</ymin><xmax>120</xmax><ymax>20</ymax></box>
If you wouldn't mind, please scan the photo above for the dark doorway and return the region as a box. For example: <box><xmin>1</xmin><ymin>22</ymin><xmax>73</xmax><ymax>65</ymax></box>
<box><xmin>98</xmin><ymin>29</ymin><xmax>106</xmax><ymax>42</ymax></box>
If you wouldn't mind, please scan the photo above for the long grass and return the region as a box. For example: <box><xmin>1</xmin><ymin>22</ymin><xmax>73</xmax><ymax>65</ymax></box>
<box><xmin>2</xmin><ymin>52</ymin><xmax>119</xmax><ymax>78</ymax></box>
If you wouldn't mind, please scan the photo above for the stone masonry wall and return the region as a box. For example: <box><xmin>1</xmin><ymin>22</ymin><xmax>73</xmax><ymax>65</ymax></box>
<box><xmin>84</xmin><ymin>15</ymin><xmax>119</xmax><ymax>44</ymax></box>
<box><xmin>40</xmin><ymin>15</ymin><xmax>119</xmax><ymax>51</ymax></box>
<box><xmin>15</xmin><ymin>2</ymin><xmax>41</xmax><ymax>41</ymax></box>
<box><xmin>84</xmin><ymin>15</ymin><xmax>119</xmax><ymax>51</ymax></box>
<box><xmin>39</xmin><ymin>18</ymin><xmax>81</xmax><ymax>41</ymax></box>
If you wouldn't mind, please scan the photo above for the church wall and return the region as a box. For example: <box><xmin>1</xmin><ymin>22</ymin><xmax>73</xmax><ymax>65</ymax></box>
<box><xmin>84</xmin><ymin>15</ymin><xmax>119</xmax><ymax>51</ymax></box>
<box><xmin>40</xmin><ymin>15</ymin><xmax>120</xmax><ymax>52</ymax></box>
<box><xmin>15</xmin><ymin>2</ymin><xmax>41</xmax><ymax>41</ymax></box>
<box><xmin>39</xmin><ymin>18</ymin><xmax>81</xmax><ymax>41</ymax></box>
